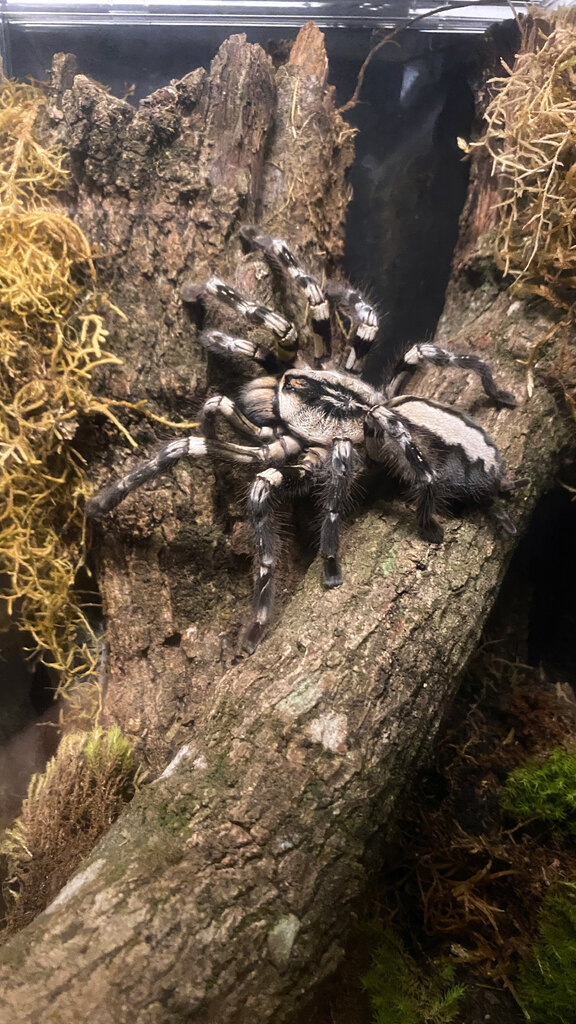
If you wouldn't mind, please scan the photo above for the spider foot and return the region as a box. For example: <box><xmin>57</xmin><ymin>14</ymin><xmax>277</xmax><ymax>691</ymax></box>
<box><xmin>243</xmin><ymin>620</ymin><xmax>267</xmax><ymax>653</ymax></box>
<box><xmin>490</xmin><ymin>504</ymin><xmax>517</xmax><ymax>536</ymax></box>
<box><xmin>323</xmin><ymin>557</ymin><xmax>343</xmax><ymax>588</ymax></box>
<box><xmin>493</xmin><ymin>388</ymin><xmax>517</xmax><ymax>409</ymax></box>
<box><xmin>499</xmin><ymin>476</ymin><xmax>529</xmax><ymax>494</ymax></box>
<box><xmin>420</xmin><ymin>519</ymin><xmax>444</xmax><ymax>545</ymax></box>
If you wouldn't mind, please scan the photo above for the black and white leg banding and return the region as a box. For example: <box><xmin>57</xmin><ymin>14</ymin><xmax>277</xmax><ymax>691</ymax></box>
<box><xmin>199</xmin><ymin>329</ymin><xmax>273</xmax><ymax>368</ymax></box>
<box><xmin>387</xmin><ymin>343</ymin><xmax>517</xmax><ymax>407</ymax></box>
<box><xmin>324</xmin><ymin>282</ymin><xmax>379</xmax><ymax>374</ymax></box>
<box><xmin>201</xmin><ymin>394</ymin><xmax>277</xmax><ymax>441</ymax></box>
<box><xmin>86</xmin><ymin>435</ymin><xmax>302</xmax><ymax>518</ymax></box>
<box><xmin>240</xmin><ymin>226</ymin><xmax>329</xmax><ymax>323</ymax></box>
<box><xmin>365</xmin><ymin>406</ymin><xmax>443</xmax><ymax>543</ymax></box>
<box><xmin>320</xmin><ymin>437</ymin><xmax>359</xmax><ymax>588</ymax></box>
<box><xmin>243</xmin><ymin>446</ymin><xmax>329</xmax><ymax>651</ymax></box>
<box><xmin>202</xmin><ymin>277</ymin><xmax>298</xmax><ymax>362</ymax></box>
<box><xmin>85</xmin><ymin>437</ymin><xmax>209</xmax><ymax>517</ymax></box>
<box><xmin>244</xmin><ymin>466</ymin><xmax>285</xmax><ymax>653</ymax></box>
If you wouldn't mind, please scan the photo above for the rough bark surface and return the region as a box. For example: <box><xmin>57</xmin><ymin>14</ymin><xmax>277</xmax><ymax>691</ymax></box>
<box><xmin>0</xmin><ymin>21</ymin><xmax>570</xmax><ymax>1024</ymax></box>
<box><xmin>47</xmin><ymin>25</ymin><xmax>355</xmax><ymax>765</ymax></box>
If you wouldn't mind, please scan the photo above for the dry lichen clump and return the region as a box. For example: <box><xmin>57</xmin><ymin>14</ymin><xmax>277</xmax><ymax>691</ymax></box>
<box><xmin>0</xmin><ymin>76</ymin><xmax>131</xmax><ymax>692</ymax></box>
<box><xmin>482</xmin><ymin>10</ymin><xmax>576</xmax><ymax>310</ymax></box>
<box><xmin>0</xmin><ymin>725</ymin><xmax>140</xmax><ymax>933</ymax></box>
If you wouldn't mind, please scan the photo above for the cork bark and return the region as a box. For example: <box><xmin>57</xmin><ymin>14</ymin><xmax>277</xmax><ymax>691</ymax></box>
<box><xmin>0</xmin><ymin>20</ymin><xmax>569</xmax><ymax>1024</ymax></box>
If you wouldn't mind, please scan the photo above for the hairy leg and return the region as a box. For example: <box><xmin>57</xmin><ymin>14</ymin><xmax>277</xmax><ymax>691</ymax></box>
<box><xmin>240</xmin><ymin>226</ymin><xmax>328</xmax><ymax>322</ymax></box>
<box><xmin>86</xmin><ymin>435</ymin><xmax>302</xmax><ymax>518</ymax></box>
<box><xmin>200</xmin><ymin>278</ymin><xmax>299</xmax><ymax>364</ymax></box>
<box><xmin>319</xmin><ymin>438</ymin><xmax>360</xmax><ymax>587</ymax></box>
<box><xmin>201</xmin><ymin>393</ymin><xmax>277</xmax><ymax>441</ymax></box>
<box><xmin>244</xmin><ymin>446</ymin><xmax>328</xmax><ymax>652</ymax></box>
<box><xmin>365</xmin><ymin>406</ymin><xmax>444</xmax><ymax>543</ymax></box>
<box><xmin>387</xmin><ymin>342</ymin><xmax>516</xmax><ymax>407</ymax></box>
<box><xmin>324</xmin><ymin>281</ymin><xmax>379</xmax><ymax>375</ymax></box>
<box><xmin>240</xmin><ymin>226</ymin><xmax>330</xmax><ymax>366</ymax></box>
<box><xmin>198</xmin><ymin>329</ymin><xmax>282</xmax><ymax>372</ymax></box>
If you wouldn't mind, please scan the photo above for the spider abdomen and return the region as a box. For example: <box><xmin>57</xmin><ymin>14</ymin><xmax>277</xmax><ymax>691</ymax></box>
<box><xmin>388</xmin><ymin>395</ymin><xmax>504</xmax><ymax>497</ymax></box>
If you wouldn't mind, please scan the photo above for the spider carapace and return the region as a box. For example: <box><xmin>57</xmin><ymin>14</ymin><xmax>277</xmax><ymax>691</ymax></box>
<box><xmin>87</xmin><ymin>226</ymin><xmax>520</xmax><ymax>652</ymax></box>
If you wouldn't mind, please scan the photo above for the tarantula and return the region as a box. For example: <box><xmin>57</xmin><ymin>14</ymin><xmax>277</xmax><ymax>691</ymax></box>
<box><xmin>86</xmin><ymin>226</ymin><xmax>519</xmax><ymax>652</ymax></box>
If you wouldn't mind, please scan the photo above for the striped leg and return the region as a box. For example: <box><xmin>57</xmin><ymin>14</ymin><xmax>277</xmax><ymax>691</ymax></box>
<box><xmin>387</xmin><ymin>343</ymin><xmax>516</xmax><ymax>407</ymax></box>
<box><xmin>198</xmin><ymin>329</ymin><xmax>275</xmax><ymax>369</ymax></box>
<box><xmin>240</xmin><ymin>226</ymin><xmax>330</xmax><ymax>365</ymax></box>
<box><xmin>86</xmin><ymin>435</ymin><xmax>302</xmax><ymax>518</ymax></box>
<box><xmin>240</xmin><ymin>227</ymin><xmax>329</xmax><ymax>323</ymax></box>
<box><xmin>245</xmin><ymin>467</ymin><xmax>285</xmax><ymax>654</ymax></box>
<box><xmin>324</xmin><ymin>281</ymin><xmax>379</xmax><ymax>375</ymax></box>
<box><xmin>241</xmin><ymin>237</ymin><xmax>380</xmax><ymax>374</ymax></box>
<box><xmin>365</xmin><ymin>406</ymin><xmax>443</xmax><ymax>543</ymax></box>
<box><xmin>201</xmin><ymin>278</ymin><xmax>299</xmax><ymax>364</ymax></box>
<box><xmin>201</xmin><ymin>394</ymin><xmax>276</xmax><ymax>441</ymax></box>
<box><xmin>244</xmin><ymin>446</ymin><xmax>327</xmax><ymax>652</ymax></box>
<box><xmin>320</xmin><ymin>438</ymin><xmax>360</xmax><ymax>588</ymax></box>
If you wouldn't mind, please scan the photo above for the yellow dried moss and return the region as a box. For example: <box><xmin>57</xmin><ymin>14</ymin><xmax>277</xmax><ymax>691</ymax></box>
<box><xmin>0</xmin><ymin>77</ymin><xmax>131</xmax><ymax>690</ymax></box>
<box><xmin>1</xmin><ymin>77</ymin><xmax>199</xmax><ymax>694</ymax></box>
<box><xmin>481</xmin><ymin>10</ymin><xmax>576</xmax><ymax>310</ymax></box>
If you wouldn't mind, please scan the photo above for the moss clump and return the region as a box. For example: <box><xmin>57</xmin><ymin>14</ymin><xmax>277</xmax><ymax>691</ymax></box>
<box><xmin>478</xmin><ymin>10</ymin><xmax>576</xmax><ymax>420</ymax></box>
<box><xmin>481</xmin><ymin>9</ymin><xmax>576</xmax><ymax>311</ymax></box>
<box><xmin>0</xmin><ymin>75</ymin><xmax>134</xmax><ymax>694</ymax></box>
<box><xmin>501</xmin><ymin>746</ymin><xmax>576</xmax><ymax>839</ymax></box>
<box><xmin>0</xmin><ymin>725</ymin><xmax>141</xmax><ymax>934</ymax></box>
<box><xmin>157</xmin><ymin>796</ymin><xmax>196</xmax><ymax>835</ymax></box>
<box><xmin>0</xmin><ymin>76</ymin><xmax>200</xmax><ymax>697</ymax></box>
<box><xmin>517</xmin><ymin>883</ymin><xmax>576</xmax><ymax>1024</ymax></box>
<box><xmin>361</xmin><ymin>927</ymin><xmax>464</xmax><ymax>1024</ymax></box>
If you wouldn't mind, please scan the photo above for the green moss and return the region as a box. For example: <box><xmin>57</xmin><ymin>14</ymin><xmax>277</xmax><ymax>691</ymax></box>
<box><xmin>380</xmin><ymin>551</ymin><xmax>396</xmax><ymax>576</ymax></box>
<box><xmin>361</xmin><ymin>926</ymin><xmax>464</xmax><ymax>1024</ymax></box>
<box><xmin>157</xmin><ymin>796</ymin><xmax>196</xmax><ymax>835</ymax></box>
<box><xmin>517</xmin><ymin>883</ymin><xmax>576</xmax><ymax>1024</ymax></box>
<box><xmin>84</xmin><ymin>725</ymin><xmax>135</xmax><ymax>780</ymax></box>
<box><xmin>0</xmin><ymin>726</ymin><xmax>140</xmax><ymax>932</ymax></box>
<box><xmin>205</xmin><ymin>752</ymin><xmax>236</xmax><ymax>790</ymax></box>
<box><xmin>501</xmin><ymin>747</ymin><xmax>576</xmax><ymax>838</ymax></box>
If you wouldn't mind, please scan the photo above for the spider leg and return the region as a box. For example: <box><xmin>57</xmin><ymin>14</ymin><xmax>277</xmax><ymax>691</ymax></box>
<box><xmin>245</xmin><ymin>467</ymin><xmax>283</xmax><ymax>653</ymax></box>
<box><xmin>86</xmin><ymin>435</ymin><xmax>302</xmax><ymax>517</ymax></box>
<box><xmin>499</xmin><ymin>476</ymin><xmax>529</xmax><ymax>494</ymax></box>
<box><xmin>240</xmin><ymin>227</ymin><xmax>329</xmax><ymax>322</ymax></box>
<box><xmin>489</xmin><ymin>501</ymin><xmax>517</xmax><ymax>535</ymax></box>
<box><xmin>488</xmin><ymin>477</ymin><xmax>528</xmax><ymax>535</ymax></box>
<box><xmin>240</xmin><ymin>226</ymin><xmax>330</xmax><ymax>366</ymax></box>
<box><xmin>387</xmin><ymin>343</ymin><xmax>516</xmax><ymax>407</ymax></box>
<box><xmin>199</xmin><ymin>329</ymin><xmax>282</xmax><ymax>372</ymax></box>
<box><xmin>244</xmin><ymin>447</ymin><xmax>324</xmax><ymax>653</ymax></box>
<box><xmin>201</xmin><ymin>393</ymin><xmax>277</xmax><ymax>441</ymax></box>
<box><xmin>200</xmin><ymin>278</ymin><xmax>299</xmax><ymax>364</ymax></box>
<box><xmin>324</xmin><ymin>282</ymin><xmax>379</xmax><ymax>375</ymax></box>
<box><xmin>320</xmin><ymin>438</ymin><xmax>360</xmax><ymax>588</ymax></box>
<box><xmin>365</xmin><ymin>406</ymin><xmax>444</xmax><ymax>543</ymax></box>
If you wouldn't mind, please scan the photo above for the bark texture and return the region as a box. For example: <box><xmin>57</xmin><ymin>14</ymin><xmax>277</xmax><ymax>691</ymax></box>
<box><xmin>0</xmin><ymin>21</ymin><xmax>570</xmax><ymax>1024</ymax></box>
<box><xmin>47</xmin><ymin>24</ymin><xmax>355</xmax><ymax>764</ymax></box>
